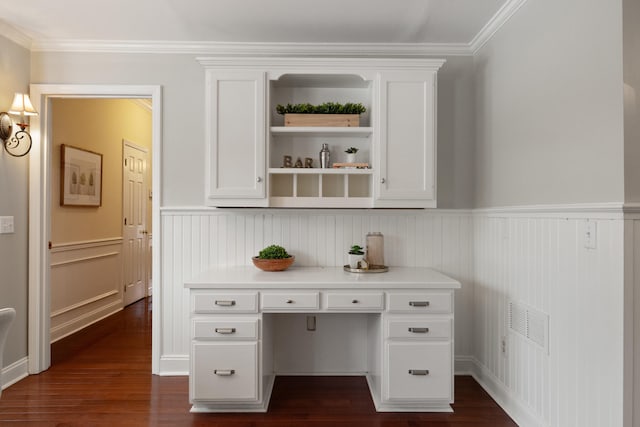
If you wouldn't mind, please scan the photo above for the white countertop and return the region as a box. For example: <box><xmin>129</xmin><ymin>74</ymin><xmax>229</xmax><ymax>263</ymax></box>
<box><xmin>185</xmin><ymin>266</ymin><xmax>461</xmax><ymax>289</ymax></box>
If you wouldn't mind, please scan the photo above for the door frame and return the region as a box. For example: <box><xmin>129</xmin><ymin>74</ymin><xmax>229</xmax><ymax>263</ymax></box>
<box><xmin>28</xmin><ymin>84</ymin><xmax>162</xmax><ymax>374</ymax></box>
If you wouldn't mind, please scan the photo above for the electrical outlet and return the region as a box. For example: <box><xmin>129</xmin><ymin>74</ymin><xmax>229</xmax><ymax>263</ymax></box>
<box><xmin>501</xmin><ymin>336</ymin><xmax>507</xmax><ymax>357</ymax></box>
<box><xmin>306</xmin><ymin>315</ymin><xmax>316</xmax><ymax>331</ymax></box>
<box><xmin>0</xmin><ymin>216</ymin><xmax>14</xmax><ymax>234</ymax></box>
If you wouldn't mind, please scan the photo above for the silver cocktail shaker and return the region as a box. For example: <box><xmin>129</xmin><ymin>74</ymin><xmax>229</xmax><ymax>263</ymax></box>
<box><xmin>366</xmin><ymin>232</ymin><xmax>384</xmax><ymax>267</ymax></box>
<box><xmin>320</xmin><ymin>143</ymin><xmax>330</xmax><ymax>168</ymax></box>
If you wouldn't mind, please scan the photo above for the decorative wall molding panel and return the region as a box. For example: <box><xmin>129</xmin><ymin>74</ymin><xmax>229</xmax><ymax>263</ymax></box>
<box><xmin>50</xmin><ymin>238</ymin><xmax>124</xmax><ymax>342</ymax></box>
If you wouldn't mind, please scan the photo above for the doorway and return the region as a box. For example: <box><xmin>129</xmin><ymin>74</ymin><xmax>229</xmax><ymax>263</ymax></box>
<box><xmin>28</xmin><ymin>85</ymin><xmax>162</xmax><ymax>375</ymax></box>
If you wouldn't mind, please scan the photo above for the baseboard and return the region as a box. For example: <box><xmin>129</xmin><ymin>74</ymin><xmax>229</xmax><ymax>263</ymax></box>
<box><xmin>158</xmin><ymin>355</ymin><xmax>189</xmax><ymax>376</ymax></box>
<box><xmin>454</xmin><ymin>355</ymin><xmax>475</xmax><ymax>375</ymax></box>
<box><xmin>50</xmin><ymin>301</ymin><xmax>123</xmax><ymax>343</ymax></box>
<box><xmin>1</xmin><ymin>357</ymin><xmax>29</xmax><ymax>391</ymax></box>
<box><xmin>468</xmin><ymin>357</ymin><xmax>546</xmax><ymax>427</ymax></box>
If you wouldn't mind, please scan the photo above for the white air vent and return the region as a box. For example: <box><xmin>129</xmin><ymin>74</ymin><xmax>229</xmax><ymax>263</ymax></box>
<box><xmin>508</xmin><ymin>301</ymin><xmax>549</xmax><ymax>353</ymax></box>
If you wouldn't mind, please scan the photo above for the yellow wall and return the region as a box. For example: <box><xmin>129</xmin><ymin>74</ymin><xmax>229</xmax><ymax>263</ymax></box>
<box><xmin>51</xmin><ymin>98</ymin><xmax>152</xmax><ymax>243</ymax></box>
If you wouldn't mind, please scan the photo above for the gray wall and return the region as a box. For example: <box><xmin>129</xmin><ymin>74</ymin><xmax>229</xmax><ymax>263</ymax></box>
<box><xmin>31</xmin><ymin>52</ymin><xmax>476</xmax><ymax>209</ymax></box>
<box><xmin>473</xmin><ymin>0</ymin><xmax>624</xmax><ymax>208</ymax></box>
<box><xmin>0</xmin><ymin>35</ymin><xmax>30</xmax><ymax>368</ymax></box>
<box><xmin>624</xmin><ymin>0</ymin><xmax>640</xmax><ymax>203</ymax></box>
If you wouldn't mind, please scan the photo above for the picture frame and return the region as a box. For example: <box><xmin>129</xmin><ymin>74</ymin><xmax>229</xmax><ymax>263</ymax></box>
<box><xmin>61</xmin><ymin>144</ymin><xmax>103</xmax><ymax>206</ymax></box>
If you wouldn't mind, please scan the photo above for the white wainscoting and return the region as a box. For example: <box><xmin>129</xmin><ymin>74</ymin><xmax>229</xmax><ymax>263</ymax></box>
<box><xmin>624</xmin><ymin>213</ymin><xmax>640</xmax><ymax>427</ymax></box>
<box><xmin>472</xmin><ymin>209</ymin><xmax>625</xmax><ymax>427</ymax></box>
<box><xmin>159</xmin><ymin>208</ymin><xmax>475</xmax><ymax>375</ymax></box>
<box><xmin>49</xmin><ymin>238</ymin><xmax>124</xmax><ymax>342</ymax></box>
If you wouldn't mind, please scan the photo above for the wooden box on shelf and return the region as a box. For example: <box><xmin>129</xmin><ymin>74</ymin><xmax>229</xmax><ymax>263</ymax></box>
<box><xmin>284</xmin><ymin>114</ymin><xmax>360</xmax><ymax>127</ymax></box>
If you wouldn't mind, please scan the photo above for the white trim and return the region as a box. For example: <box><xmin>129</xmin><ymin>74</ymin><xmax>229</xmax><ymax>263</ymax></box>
<box><xmin>469</xmin><ymin>357</ymin><xmax>546</xmax><ymax>427</ymax></box>
<box><xmin>454</xmin><ymin>355</ymin><xmax>476</xmax><ymax>375</ymax></box>
<box><xmin>50</xmin><ymin>301</ymin><xmax>123</xmax><ymax>343</ymax></box>
<box><xmin>473</xmin><ymin>202</ymin><xmax>625</xmax><ymax>219</ymax></box>
<box><xmin>50</xmin><ymin>237</ymin><xmax>123</xmax><ymax>251</ymax></box>
<box><xmin>158</xmin><ymin>206</ymin><xmax>474</xmax><ymax>216</ymax></box>
<box><xmin>0</xmin><ymin>21</ymin><xmax>32</xmax><ymax>50</ymax></box>
<box><xmin>50</xmin><ymin>290</ymin><xmax>119</xmax><ymax>318</ymax></box>
<box><xmin>158</xmin><ymin>355</ymin><xmax>189</xmax><ymax>376</ymax></box>
<box><xmin>470</xmin><ymin>0</ymin><xmax>529</xmax><ymax>54</ymax></box>
<box><xmin>1</xmin><ymin>357</ymin><xmax>29</xmax><ymax>391</ymax></box>
<box><xmin>50</xmin><ymin>251</ymin><xmax>119</xmax><ymax>268</ymax></box>
<box><xmin>28</xmin><ymin>84</ymin><xmax>163</xmax><ymax>375</ymax></box>
<box><xmin>31</xmin><ymin>40</ymin><xmax>472</xmax><ymax>56</ymax></box>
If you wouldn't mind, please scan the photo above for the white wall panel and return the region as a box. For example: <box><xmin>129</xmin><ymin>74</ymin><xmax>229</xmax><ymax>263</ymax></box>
<box><xmin>49</xmin><ymin>238</ymin><xmax>123</xmax><ymax>342</ymax></box>
<box><xmin>472</xmin><ymin>212</ymin><xmax>625</xmax><ymax>427</ymax></box>
<box><xmin>159</xmin><ymin>208</ymin><xmax>474</xmax><ymax>373</ymax></box>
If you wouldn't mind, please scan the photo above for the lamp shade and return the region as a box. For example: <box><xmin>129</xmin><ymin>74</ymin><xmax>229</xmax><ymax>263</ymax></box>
<box><xmin>9</xmin><ymin>93</ymin><xmax>38</xmax><ymax>116</ymax></box>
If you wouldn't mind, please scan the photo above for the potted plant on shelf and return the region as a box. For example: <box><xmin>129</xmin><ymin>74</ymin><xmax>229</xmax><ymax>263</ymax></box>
<box><xmin>345</xmin><ymin>147</ymin><xmax>358</xmax><ymax>163</ymax></box>
<box><xmin>252</xmin><ymin>244</ymin><xmax>295</xmax><ymax>271</ymax></box>
<box><xmin>348</xmin><ymin>245</ymin><xmax>367</xmax><ymax>269</ymax></box>
<box><xmin>276</xmin><ymin>102</ymin><xmax>366</xmax><ymax>127</ymax></box>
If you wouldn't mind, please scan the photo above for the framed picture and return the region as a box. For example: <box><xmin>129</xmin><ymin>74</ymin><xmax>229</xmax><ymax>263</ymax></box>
<box><xmin>61</xmin><ymin>144</ymin><xmax>103</xmax><ymax>206</ymax></box>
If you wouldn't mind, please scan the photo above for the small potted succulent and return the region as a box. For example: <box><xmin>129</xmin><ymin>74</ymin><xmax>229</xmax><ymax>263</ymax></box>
<box><xmin>345</xmin><ymin>147</ymin><xmax>358</xmax><ymax>163</ymax></box>
<box><xmin>252</xmin><ymin>244</ymin><xmax>295</xmax><ymax>271</ymax></box>
<box><xmin>348</xmin><ymin>244</ymin><xmax>366</xmax><ymax>269</ymax></box>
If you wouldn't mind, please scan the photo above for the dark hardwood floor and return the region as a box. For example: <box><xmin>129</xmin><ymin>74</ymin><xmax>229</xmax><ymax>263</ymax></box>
<box><xmin>0</xmin><ymin>298</ymin><xmax>517</xmax><ymax>426</ymax></box>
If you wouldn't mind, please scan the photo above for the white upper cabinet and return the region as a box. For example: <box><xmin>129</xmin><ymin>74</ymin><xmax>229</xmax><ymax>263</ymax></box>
<box><xmin>200</xmin><ymin>58</ymin><xmax>444</xmax><ymax>209</ymax></box>
<box><xmin>375</xmin><ymin>70</ymin><xmax>438</xmax><ymax>208</ymax></box>
<box><xmin>205</xmin><ymin>70</ymin><xmax>267</xmax><ymax>207</ymax></box>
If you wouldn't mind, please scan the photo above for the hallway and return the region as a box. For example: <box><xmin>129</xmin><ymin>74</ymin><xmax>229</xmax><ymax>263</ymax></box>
<box><xmin>0</xmin><ymin>299</ymin><xmax>516</xmax><ymax>426</ymax></box>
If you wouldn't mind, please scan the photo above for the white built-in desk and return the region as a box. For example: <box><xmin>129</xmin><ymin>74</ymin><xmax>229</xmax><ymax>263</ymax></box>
<box><xmin>185</xmin><ymin>266</ymin><xmax>461</xmax><ymax>413</ymax></box>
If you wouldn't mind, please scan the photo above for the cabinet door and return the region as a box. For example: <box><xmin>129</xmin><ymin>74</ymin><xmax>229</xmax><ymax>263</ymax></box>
<box><xmin>205</xmin><ymin>70</ymin><xmax>267</xmax><ymax>206</ymax></box>
<box><xmin>376</xmin><ymin>71</ymin><xmax>436</xmax><ymax>208</ymax></box>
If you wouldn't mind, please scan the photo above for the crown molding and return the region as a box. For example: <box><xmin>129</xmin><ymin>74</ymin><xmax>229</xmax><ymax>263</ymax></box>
<box><xmin>469</xmin><ymin>0</ymin><xmax>528</xmax><ymax>54</ymax></box>
<box><xmin>26</xmin><ymin>0</ymin><xmax>527</xmax><ymax>57</ymax></box>
<box><xmin>0</xmin><ymin>20</ymin><xmax>32</xmax><ymax>50</ymax></box>
<box><xmin>30</xmin><ymin>40</ymin><xmax>472</xmax><ymax>56</ymax></box>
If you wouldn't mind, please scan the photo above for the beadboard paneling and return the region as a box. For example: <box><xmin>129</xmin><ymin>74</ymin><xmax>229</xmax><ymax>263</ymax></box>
<box><xmin>472</xmin><ymin>214</ymin><xmax>624</xmax><ymax>427</ymax></box>
<box><xmin>159</xmin><ymin>209</ymin><xmax>474</xmax><ymax>373</ymax></box>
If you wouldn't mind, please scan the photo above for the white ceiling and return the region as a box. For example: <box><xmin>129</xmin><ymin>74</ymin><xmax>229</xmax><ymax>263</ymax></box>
<box><xmin>1</xmin><ymin>0</ymin><xmax>511</xmax><ymax>48</ymax></box>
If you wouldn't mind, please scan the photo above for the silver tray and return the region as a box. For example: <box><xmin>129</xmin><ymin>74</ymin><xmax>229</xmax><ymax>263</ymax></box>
<box><xmin>343</xmin><ymin>265</ymin><xmax>389</xmax><ymax>273</ymax></box>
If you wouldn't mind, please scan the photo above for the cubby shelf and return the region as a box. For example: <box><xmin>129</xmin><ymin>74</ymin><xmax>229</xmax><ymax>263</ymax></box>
<box><xmin>270</xmin><ymin>126</ymin><xmax>373</xmax><ymax>137</ymax></box>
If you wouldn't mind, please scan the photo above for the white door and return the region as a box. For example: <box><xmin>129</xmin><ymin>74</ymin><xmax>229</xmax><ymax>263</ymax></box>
<box><xmin>123</xmin><ymin>140</ymin><xmax>148</xmax><ymax>306</ymax></box>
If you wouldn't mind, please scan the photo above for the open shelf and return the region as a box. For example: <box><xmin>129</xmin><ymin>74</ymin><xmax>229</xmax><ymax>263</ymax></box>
<box><xmin>270</xmin><ymin>127</ymin><xmax>373</xmax><ymax>137</ymax></box>
<box><xmin>268</xmin><ymin>168</ymin><xmax>372</xmax><ymax>175</ymax></box>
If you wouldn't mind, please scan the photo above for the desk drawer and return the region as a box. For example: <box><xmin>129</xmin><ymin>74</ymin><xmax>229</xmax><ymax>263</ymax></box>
<box><xmin>261</xmin><ymin>292</ymin><xmax>319</xmax><ymax>310</ymax></box>
<box><xmin>386</xmin><ymin>318</ymin><xmax>451</xmax><ymax>340</ymax></box>
<box><xmin>191</xmin><ymin>342</ymin><xmax>259</xmax><ymax>402</ymax></box>
<box><xmin>387</xmin><ymin>292</ymin><xmax>452</xmax><ymax>314</ymax></box>
<box><xmin>325</xmin><ymin>292</ymin><xmax>384</xmax><ymax>311</ymax></box>
<box><xmin>193</xmin><ymin>292</ymin><xmax>259</xmax><ymax>314</ymax></box>
<box><xmin>193</xmin><ymin>318</ymin><xmax>259</xmax><ymax>340</ymax></box>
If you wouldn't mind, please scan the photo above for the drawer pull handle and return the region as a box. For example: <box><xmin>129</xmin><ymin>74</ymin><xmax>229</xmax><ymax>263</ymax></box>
<box><xmin>352</xmin><ymin>299</ymin><xmax>359</xmax><ymax>304</ymax></box>
<box><xmin>408</xmin><ymin>327</ymin><xmax>429</xmax><ymax>333</ymax></box>
<box><xmin>286</xmin><ymin>299</ymin><xmax>294</xmax><ymax>304</ymax></box>
<box><xmin>215</xmin><ymin>300</ymin><xmax>236</xmax><ymax>307</ymax></box>
<box><xmin>214</xmin><ymin>328</ymin><xmax>236</xmax><ymax>334</ymax></box>
<box><xmin>409</xmin><ymin>301</ymin><xmax>430</xmax><ymax>307</ymax></box>
<box><xmin>214</xmin><ymin>369</ymin><xmax>235</xmax><ymax>376</ymax></box>
<box><xmin>408</xmin><ymin>369</ymin><xmax>429</xmax><ymax>376</ymax></box>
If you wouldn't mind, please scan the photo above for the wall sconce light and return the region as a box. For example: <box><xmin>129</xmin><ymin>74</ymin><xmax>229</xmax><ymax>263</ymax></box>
<box><xmin>0</xmin><ymin>93</ymin><xmax>38</xmax><ymax>157</ymax></box>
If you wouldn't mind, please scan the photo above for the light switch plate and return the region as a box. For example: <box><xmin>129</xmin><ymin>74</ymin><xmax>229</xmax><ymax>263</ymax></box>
<box><xmin>584</xmin><ymin>221</ymin><xmax>597</xmax><ymax>249</ymax></box>
<box><xmin>0</xmin><ymin>216</ymin><xmax>15</xmax><ymax>234</ymax></box>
